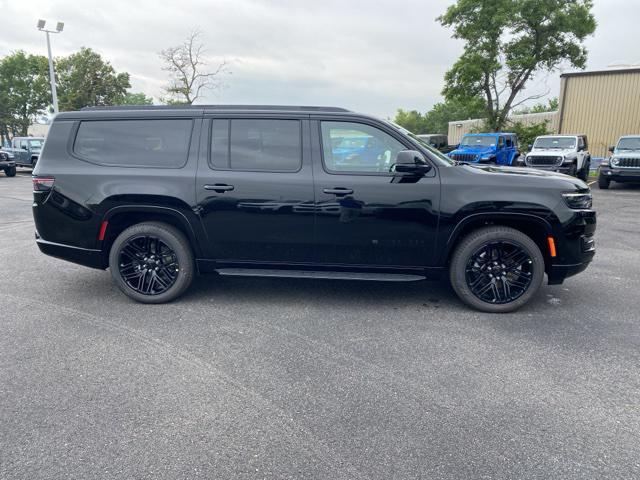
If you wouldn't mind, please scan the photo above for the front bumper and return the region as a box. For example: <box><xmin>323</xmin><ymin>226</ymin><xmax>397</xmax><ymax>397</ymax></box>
<box><xmin>0</xmin><ymin>160</ymin><xmax>16</xmax><ymax>168</ymax></box>
<box><xmin>599</xmin><ymin>165</ymin><xmax>640</xmax><ymax>183</ymax></box>
<box><xmin>547</xmin><ymin>209</ymin><xmax>596</xmax><ymax>285</ymax></box>
<box><xmin>525</xmin><ymin>163</ymin><xmax>573</xmax><ymax>174</ymax></box>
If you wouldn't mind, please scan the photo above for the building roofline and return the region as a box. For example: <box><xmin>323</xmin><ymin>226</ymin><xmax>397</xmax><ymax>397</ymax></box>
<box><xmin>560</xmin><ymin>67</ymin><xmax>640</xmax><ymax>79</ymax></box>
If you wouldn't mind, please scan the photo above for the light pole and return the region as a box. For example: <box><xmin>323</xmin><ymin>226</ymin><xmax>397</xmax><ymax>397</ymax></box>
<box><xmin>37</xmin><ymin>19</ymin><xmax>64</xmax><ymax>115</ymax></box>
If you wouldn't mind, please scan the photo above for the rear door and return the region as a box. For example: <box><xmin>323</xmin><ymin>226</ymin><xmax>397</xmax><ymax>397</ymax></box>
<box><xmin>195</xmin><ymin>115</ymin><xmax>315</xmax><ymax>264</ymax></box>
<box><xmin>311</xmin><ymin>117</ymin><xmax>440</xmax><ymax>268</ymax></box>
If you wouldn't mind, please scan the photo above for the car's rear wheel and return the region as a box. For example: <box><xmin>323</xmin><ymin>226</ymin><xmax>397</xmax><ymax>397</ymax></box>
<box><xmin>4</xmin><ymin>166</ymin><xmax>16</xmax><ymax>177</ymax></box>
<box><xmin>109</xmin><ymin>222</ymin><xmax>194</xmax><ymax>303</ymax></box>
<box><xmin>598</xmin><ymin>174</ymin><xmax>610</xmax><ymax>189</ymax></box>
<box><xmin>449</xmin><ymin>226</ymin><xmax>544</xmax><ymax>313</ymax></box>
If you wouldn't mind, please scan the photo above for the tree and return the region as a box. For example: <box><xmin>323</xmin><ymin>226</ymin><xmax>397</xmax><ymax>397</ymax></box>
<box><xmin>514</xmin><ymin>97</ymin><xmax>559</xmax><ymax>115</ymax></box>
<box><xmin>0</xmin><ymin>51</ymin><xmax>50</xmax><ymax>140</ymax></box>
<box><xmin>511</xmin><ymin>121</ymin><xmax>552</xmax><ymax>151</ymax></box>
<box><xmin>159</xmin><ymin>29</ymin><xmax>229</xmax><ymax>104</ymax></box>
<box><xmin>118</xmin><ymin>92</ymin><xmax>154</xmax><ymax>106</ymax></box>
<box><xmin>394</xmin><ymin>96</ymin><xmax>486</xmax><ymax>134</ymax></box>
<box><xmin>439</xmin><ymin>0</ymin><xmax>596</xmax><ymax>131</ymax></box>
<box><xmin>56</xmin><ymin>47</ymin><xmax>131</xmax><ymax>111</ymax></box>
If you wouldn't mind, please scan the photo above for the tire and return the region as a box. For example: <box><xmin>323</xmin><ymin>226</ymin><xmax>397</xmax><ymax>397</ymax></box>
<box><xmin>4</xmin><ymin>166</ymin><xmax>16</xmax><ymax>177</ymax></box>
<box><xmin>598</xmin><ymin>174</ymin><xmax>610</xmax><ymax>189</ymax></box>
<box><xmin>109</xmin><ymin>222</ymin><xmax>194</xmax><ymax>303</ymax></box>
<box><xmin>449</xmin><ymin>226</ymin><xmax>545</xmax><ymax>313</ymax></box>
<box><xmin>567</xmin><ymin>163</ymin><xmax>577</xmax><ymax>177</ymax></box>
<box><xmin>577</xmin><ymin>159</ymin><xmax>590</xmax><ymax>181</ymax></box>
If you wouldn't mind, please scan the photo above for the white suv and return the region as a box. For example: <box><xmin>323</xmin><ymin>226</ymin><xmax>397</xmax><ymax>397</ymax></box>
<box><xmin>525</xmin><ymin>135</ymin><xmax>591</xmax><ymax>181</ymax></box>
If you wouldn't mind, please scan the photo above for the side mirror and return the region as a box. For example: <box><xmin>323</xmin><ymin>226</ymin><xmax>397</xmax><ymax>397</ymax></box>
<box><xmin>394</xmin><ymin>150</ymin><xmax>432</xmax><ymax>175</ymax></box>
<box><xmin>22</xmin><ymin>146</ymin><xmax>28</xmax><ymax>150</ymax></box>
<box><xmin>608</xmin><ymin>145</ymin><xmax>615</xmax><ymax>153</ymax></box>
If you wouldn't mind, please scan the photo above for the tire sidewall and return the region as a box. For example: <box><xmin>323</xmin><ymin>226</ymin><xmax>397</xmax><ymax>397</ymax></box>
<box><xmin>109</xmin><ymin>223</ymin><xmax>194</xmax><ymax>303</ymax></box>
<box><xmin>450</xmin><ymin>227</ymin><xmax>545</xmax><ymax>313</ymax></box>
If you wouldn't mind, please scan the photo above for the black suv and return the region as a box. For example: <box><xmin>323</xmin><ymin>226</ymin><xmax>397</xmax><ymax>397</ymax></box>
<box><xmin>32</xmin><ymin>106</ymin><xmax>596</xmax><ymax>312</ymax></box>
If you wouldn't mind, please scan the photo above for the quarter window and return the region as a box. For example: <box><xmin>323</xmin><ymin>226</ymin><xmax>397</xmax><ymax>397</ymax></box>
<box><xmin>210</xmin><ymin>119</ymin><xmax>301</xmax><ymax>172</ymax></box>
<box><xmin>74</xmin><ymin>119</ymin><xmax>193</xmax><ymax>168</ymax></box>
<box><xmin>320</xmin><ymin>121</ymin><xmax>406</xmax><ymax>174</ymax></box>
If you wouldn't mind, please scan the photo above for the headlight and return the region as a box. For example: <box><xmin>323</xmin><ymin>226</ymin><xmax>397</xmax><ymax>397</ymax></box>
<box><xmin>610</xmin><ymin>157</ymin><xmax>619</xmax><ymax>167</ymax></box>
<box><xmin>562</xmin><ymin>192</ymin><xmax>593</xmax><ymax>209</ymax></box>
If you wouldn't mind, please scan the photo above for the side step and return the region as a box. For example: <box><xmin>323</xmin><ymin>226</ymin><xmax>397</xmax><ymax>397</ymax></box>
<box><xmin>215</xmin><ymin>268</ymin><xmax>426</xmax><ymax>282</ymax></box>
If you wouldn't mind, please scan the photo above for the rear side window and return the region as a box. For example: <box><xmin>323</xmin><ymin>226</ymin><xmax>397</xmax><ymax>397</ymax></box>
<box><xmin>74</xmin><ymin>119</ymin><xmax>193</xmax><ymax>168</ymax></box>
<box><xmin>210</xmin><ymin>119</ymin><xmax>301</xmax><ymax>172</ymax></box>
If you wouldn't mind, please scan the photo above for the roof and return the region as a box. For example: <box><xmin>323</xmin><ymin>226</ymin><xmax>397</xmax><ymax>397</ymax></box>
<box><xmin>462</xmin><ymin>132</ymin><xmax>516</xmax><ymax>136</ymax></box>
<box><xmin>537</xmin><ymin>134</ymin><xmax>586</xmax><ymax>138</ymax></box>
<box><xmin>560</xmin><ymin>67</ymin><xmax>640</xmax><ymax>79</ymax></box>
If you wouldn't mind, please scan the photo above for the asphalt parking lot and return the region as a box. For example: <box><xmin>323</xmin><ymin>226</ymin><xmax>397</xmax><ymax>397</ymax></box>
<box><xmin>1</xmin><ymin>170</ymin><xmax>639</xmax><ymax>479</ymax></box>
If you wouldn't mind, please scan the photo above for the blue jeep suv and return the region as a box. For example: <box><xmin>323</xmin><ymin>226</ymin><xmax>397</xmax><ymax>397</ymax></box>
<box><xmin>448</xmin><ymin>133</ymin><xmax>520</xmax><ymax>166</ymax></box>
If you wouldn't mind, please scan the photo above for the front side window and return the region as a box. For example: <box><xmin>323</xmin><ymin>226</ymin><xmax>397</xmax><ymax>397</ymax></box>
<box><xmin>210</xmin><ymin>119</ymin><xmax>301</xmax><ymax>172</ymax></box>
<box><xmin>29</xmin><ymin>139</ymin><xmax>43</xmax><ymax>148</ymax></box>
<box><xmin>498</xmin><ymin>137</ymin><xmax>505</xmax><ymax>147</ymax></box>
<box><xmin>321</xmin><ymin>121</ymin><xmax>406</xmax><ymax>173</ymax></box>
<box><xmin>74</xmin><ymin>119</ymin><xmax>193</xmax><ymax>168</ymax></box>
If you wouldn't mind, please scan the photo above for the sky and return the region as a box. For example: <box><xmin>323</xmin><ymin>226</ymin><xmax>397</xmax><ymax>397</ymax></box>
<box><xmin>1</xmin><ymin>0</ymin><xmax>639</xmax><ymax>118</ymax></box>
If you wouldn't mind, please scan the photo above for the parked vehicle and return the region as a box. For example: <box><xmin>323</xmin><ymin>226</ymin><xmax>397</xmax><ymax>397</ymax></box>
<box><xmin>524</xmin><ymin>135</ymin><xmax>591</xmax><ymax>181</ymax></box>
<box><xmin>0</xmin><ymin>149</ymin><xmax>16</xmax><ymax>177</ymax></box>
<box><xmin>416</xmin><ymin>134</ymin><xmax>455</xmax><ymax>154</ymax></box>
<box><xmin>598</xmin><ymin>136</ymin><xmax>640</xmax><ymax>189</ymax></box>
<box><xmin>32</xmin><ymin>105</ymin><xmax>596</xmax><ymax>313</ymax></box>
<box><xmin>448</xmin><ymin>133</ymin><xmax>520</xmax><ymax>166</ymax></box>
<box><xmin>5</xmin><ymin>136</ymin><xmax>45</xmax><ymax>168</ymax></box>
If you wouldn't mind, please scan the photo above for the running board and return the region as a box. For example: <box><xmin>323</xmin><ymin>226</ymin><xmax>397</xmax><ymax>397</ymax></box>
<box><xmin>215</xmin><ymin>268</ymin><xmax>425</xmax><ymax>282</ymax></box>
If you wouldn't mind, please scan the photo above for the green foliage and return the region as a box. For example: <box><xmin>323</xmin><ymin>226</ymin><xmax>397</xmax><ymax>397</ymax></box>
<box><xmin>0</xmin><ymin>51</ymin><xmax>50</xmax><ymax>139</ymax></box>
<box><xmin>394</xmin><ymin>96</ymin><xmax>486</xmax><ymax>134</ymax></box>
<box><xmin>514</xmin><ymin>97</ymin><xmax>559</xmax><ymax>114</ymax></box>
<box><xmin>510</xmin><ymin>121</ymin><xmax>552</xmax><ymax>151</ymax></box>
<box><xmin>56</xmin><ymin>47</ymin><xmax>131</xmax><ymax>111</ymax></box>
<box><xmin>440</xmin><ymin>0</ymin><xmax>596</xmax><ymax>131</ymax></box>
<box><xmin>118</xmin><ymin>92</ymin><xmax>154</xmax><ymax>106</ymax></box>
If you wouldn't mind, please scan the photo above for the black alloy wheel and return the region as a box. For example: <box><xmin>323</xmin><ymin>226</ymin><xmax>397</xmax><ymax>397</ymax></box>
<box><xmin>109</xmin><ymin>222</ymin><xmax>194</xmax><ymax>303</ymax></box>
<box><xmin>118</xmin><ymin>235</ymin><xmax>179</xmax><ymax>295</ymax></box>
<box><xmin>465</xmin><ymin>241</ymin><xmax>533</xmax><ymax>304</ymax></box>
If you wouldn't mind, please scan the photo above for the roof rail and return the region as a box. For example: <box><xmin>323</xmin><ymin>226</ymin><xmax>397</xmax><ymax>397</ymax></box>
<box><xmin>80</xmin><ymin>105</ymin><xmax>351</xmax><ymax>112</ymax></box>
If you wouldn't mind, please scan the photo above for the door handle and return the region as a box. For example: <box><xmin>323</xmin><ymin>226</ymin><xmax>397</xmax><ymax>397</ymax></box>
<box><xmin>323</xmin><ymin>187</ymin><xmax>353</xmax><ymax>196</ymax></box>
<box><xmin>204</xmin><ymin>184</ymin><xmax>234</xmax><ymax>193</ymax></box>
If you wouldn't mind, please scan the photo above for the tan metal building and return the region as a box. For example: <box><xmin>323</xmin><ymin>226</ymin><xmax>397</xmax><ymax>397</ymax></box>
<box><xmin>558</xmin><ymin>67</ymin><xmax>640</xmax><ymax>158</ymax></box>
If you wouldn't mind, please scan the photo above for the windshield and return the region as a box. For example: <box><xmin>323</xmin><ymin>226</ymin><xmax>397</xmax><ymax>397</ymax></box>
<box><xmin>28</xmin><ymin>139</ymin><xmax>44</xmax><ymax>148</ymax></box>
<box><xmin>617</xmin><ymin>137</ymin><xmax>640</xmax><ymax>151</ymax></box>
<box><xmin>385</xmin><ymin>121</ymin><xmax>454</xmax><ymax>166</ymax></box>
<box><xmin>534</xmin><ymin>137</ymin><xmax>576</xmax><ymax>149</ymax></box>
<box><xmin>460</xmin><ymin>136</ymin><xmax>495</xmax><ymax>147</ymax></box>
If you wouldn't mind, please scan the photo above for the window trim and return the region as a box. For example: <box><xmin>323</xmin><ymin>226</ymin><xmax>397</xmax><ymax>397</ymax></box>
<box><xmin>318</xmin><ymin>119</ymin><xmax>418</xmax><ymax>177</ymax></box>
<box><xmin>207</xmin><ymin>118</ymin><xmax>303</xmax><ymax>173</ymax></box>
<box><xmin>70</xmin><ymin>118</ymin><xmax>194</xmax><ymax>169</ymax></box>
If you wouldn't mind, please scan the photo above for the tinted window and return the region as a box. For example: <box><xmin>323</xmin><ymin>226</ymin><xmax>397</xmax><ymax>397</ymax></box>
<box><xmin>74</xmin><ymin>119</ymin><xmax>193</xmax><ymax>167</ymax></box>
<box><xmin>460</xmin><ymin>136</ymin><xmax>496</xmax><ymax>147</ymax></box>
<box><xmin>321</xmin><ymin>121</ymin><xmax>406</xmax><ymax>173</ymax></box>
<box><xmin>210</xmin><ymin>119</ymin><xmax>301</xmax><ymax>171</ymax></box>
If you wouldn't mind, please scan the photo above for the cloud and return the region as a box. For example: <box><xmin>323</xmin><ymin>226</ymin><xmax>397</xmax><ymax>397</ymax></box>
<box><xmin>0</xmin><ymin>0</ymin><xmax>634</xmax><ymax>118</ymax></box>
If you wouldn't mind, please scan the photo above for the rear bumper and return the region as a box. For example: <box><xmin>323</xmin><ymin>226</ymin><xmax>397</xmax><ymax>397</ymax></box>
<box><xmin>599</xmin><ymin>166</ymin><xmax>640</xmax><ymax>183</ymax></box>
<box><xmin>36</xmin><ymin>232</ymin><xmax>105</xmax><ymax>269</ymax></box>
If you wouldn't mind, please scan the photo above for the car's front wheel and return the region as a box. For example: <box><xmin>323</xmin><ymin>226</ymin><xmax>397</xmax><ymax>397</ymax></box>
<box><xmin>109</xmin><ymin>222</ymin><xmax>194</xmax><ymax>303</ymax></box>
<box><xmin>598</xmin><ymin>174</ymin><xmax>610</xmax><ymax>189</ymax></box>
<box><xmin>449</xmin><ymin>226</ymin><xmax>545</xmax><ymax>313</ymax></box>
<box><xmin>4</xmin><ymin>166</ymin><xmax>16</xmax><ymax>177</ymax></box>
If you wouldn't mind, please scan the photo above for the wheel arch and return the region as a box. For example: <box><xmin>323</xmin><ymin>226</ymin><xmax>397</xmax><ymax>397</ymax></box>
<box><xmin>442</xmin><ymin>212</ymin><xmax>555</xmax><ymax>271</ymax></box>
<box><xmin>99</xmin><ymin>204</ymin><xmax>205</xmax><ymax>267</ymax></box>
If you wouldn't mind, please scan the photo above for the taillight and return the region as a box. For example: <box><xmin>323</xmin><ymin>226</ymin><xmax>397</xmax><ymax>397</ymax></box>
<box><xmin>33</xmin><ymin>176</ymin><xmax>55</xmax><ymax>192</ymax></box>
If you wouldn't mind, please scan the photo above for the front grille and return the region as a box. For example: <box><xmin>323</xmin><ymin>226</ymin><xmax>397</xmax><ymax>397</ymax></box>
<box><xmin>450</xmin><ymin>153</ymin><xmax>478</xmax><ymax>162</ymax></box>
<box><xmin>616</xmin><ymin>157</ymin><xmax>640</xmax><ymax>168</ymax></box>
<box><xmin>527</xmin><ymin>155</ymin><xmax>561</xmax><ymax>166</ymax></box>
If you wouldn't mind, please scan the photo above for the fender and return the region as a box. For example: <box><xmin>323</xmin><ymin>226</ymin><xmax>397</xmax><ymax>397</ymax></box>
<box><xmin>101</xmin><ymin>204</ymin><xmax>207</xmax><ymax>258</ymax></box>
<box><xmin>439</xmin><ymin>211</ymin><xmax>555</xmax><ymax>266</ymax></box>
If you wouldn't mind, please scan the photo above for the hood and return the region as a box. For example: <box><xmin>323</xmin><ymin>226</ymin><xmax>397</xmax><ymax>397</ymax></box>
<box><xmin>528</xmin><ymin>148</ymin><xmax>575</xmax><ymax>157</ymax></box>
<box><xmin>450</xmin><ymin>145</ymin><xmax>495</xmax><ymax>156</ymax></box>
<box><xmin>461</xmin><ymin>164</ymin><xmax>588</xmax><ymax>189</ymax></box>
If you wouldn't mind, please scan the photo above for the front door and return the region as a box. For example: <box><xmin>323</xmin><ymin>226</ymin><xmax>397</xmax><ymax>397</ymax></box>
<box><xmin>311</xmin><ymin>119</ymin><xmax>440</xmax><ymax>268</ymax></box>
<box><xmin>196</xmin><ymin>117</ymin><xmax>315</xmax><ymax>264</ymax></box>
